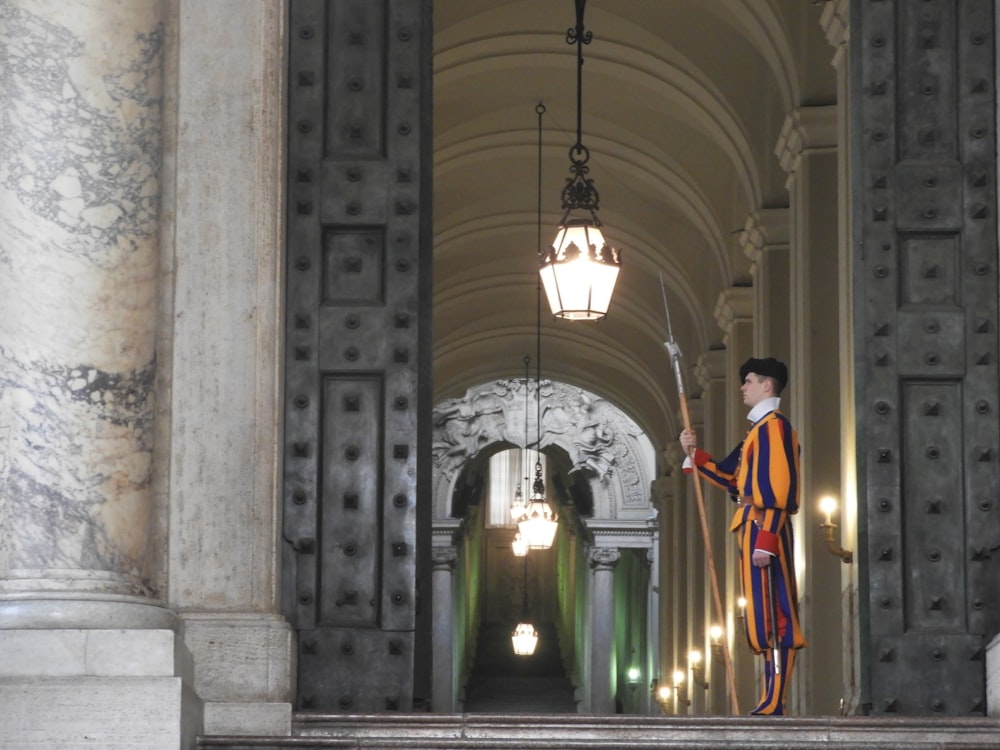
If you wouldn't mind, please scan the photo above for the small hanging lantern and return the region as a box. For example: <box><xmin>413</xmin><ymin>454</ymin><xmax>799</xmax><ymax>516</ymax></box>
<box><xmin>511</xmin><ymin>621</ymin><xmax>539</xmax><ymax>656</ymax></box>
<box><xmin>517</xmin><ymin>460</ymin><xmax>559</xmax><ymax>550</ymax></box>
<box><xmin>511</xmin><ymin>532</ymin><xmax>528</xmax><ymax>557</ymax></box>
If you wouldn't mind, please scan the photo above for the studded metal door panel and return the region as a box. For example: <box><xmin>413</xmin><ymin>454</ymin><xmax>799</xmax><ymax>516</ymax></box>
<box><xmin>283</xmin><ymin>0</ymin><xmax>432</xmax><ymax>712</ymax></box>
<box><xmin>852</xmin><ymin>0</ymin><xmax>999</xmax><ymax>715</ymax></box>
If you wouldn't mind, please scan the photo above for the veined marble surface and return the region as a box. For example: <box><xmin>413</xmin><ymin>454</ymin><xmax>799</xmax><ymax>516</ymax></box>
<box><xmin>0</xmin><ymin>1</ymin><xmax>164</xmax><ymax>595</ymax></box>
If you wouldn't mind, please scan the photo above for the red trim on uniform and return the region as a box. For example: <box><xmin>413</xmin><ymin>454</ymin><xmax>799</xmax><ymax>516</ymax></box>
<box><xmin>755</xmin><ymin>528</ymin><xmax>779</xmax><ymax>555</ymax></box>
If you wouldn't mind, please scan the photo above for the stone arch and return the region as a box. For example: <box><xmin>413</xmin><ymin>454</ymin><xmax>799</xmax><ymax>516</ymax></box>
<box><xmin>432</xmin><ymin>378</ymin><xmax>656</xmax><ymax>522</ymax></box>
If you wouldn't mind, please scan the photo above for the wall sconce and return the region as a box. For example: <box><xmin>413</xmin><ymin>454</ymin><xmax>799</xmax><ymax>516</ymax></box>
<box><xmin>736</xmin><ymin>596</ymin><xmax>747</xmax><ymax>621</ymax></box>
<box><xmin>708</xmin><ymin>624</ymin><xmax>724</xmax><ymax>657</ymax></box>
<box><xmin>819</xmin><ymin>495</ymin><xmax>853</xmax><ymax>564</ymax></box>
<box><xmin>672</xmin><ymin>670</ymin><xmax>690</xmax><ymax>707</ymax></box>
<box><xmin>650</xmin><ymin>679</ymin><xmax>672</xmax><ymax>712</ymax></box>
<box><xmin>688</xmin><ymin>650</ymin><xmax>708</xmax><ymax>690</ymax></box>
<box><xmin>626</xmin><ymin>666</ymin><xmax>641</xmax><ymax>691</ymax></box>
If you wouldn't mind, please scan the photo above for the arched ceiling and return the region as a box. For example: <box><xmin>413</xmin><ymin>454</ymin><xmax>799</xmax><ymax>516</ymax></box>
<box><xmin>433</xmin><ymin>0</ymin><xmax>836</xmax><ymax>460</ymax></box>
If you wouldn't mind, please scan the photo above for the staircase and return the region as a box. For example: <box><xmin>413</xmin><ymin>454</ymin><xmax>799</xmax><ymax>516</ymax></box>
<box><xmin>199</xmin><ymin>713</ymin><xmax>1000</xmax><ymax>749</ymax></box>
<box><xmin>462</xmin><ymin>621</ymin><xmax>577</xmax><ymax>713</ymax></box>
<box><xmin>199</xmin><ymin>623</ymin><xmax>1000</xmax><ymax>747</ymax></box>
<box><xmin>197</xmin><ymin>617</ymin><xmax>1000</xmax><ymax>748</ymax></box>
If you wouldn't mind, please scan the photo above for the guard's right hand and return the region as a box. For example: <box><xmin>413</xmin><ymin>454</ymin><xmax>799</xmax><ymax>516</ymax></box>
<box><xmin>679</xmin><ymin>428</ymin><xmax>697</xmax><ymax>453</ymax></box>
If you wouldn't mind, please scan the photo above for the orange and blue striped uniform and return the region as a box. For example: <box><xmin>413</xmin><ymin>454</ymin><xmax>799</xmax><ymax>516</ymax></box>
<box><xmin>688</xmin><ymin>409</ymin><xmax>806</xmax><ymax>714</ymax></box>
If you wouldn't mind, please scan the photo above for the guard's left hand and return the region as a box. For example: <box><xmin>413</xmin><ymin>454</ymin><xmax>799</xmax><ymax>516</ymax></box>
<box><xmin>752</xmin><ymin>550</ymin><xmax>772</xmax><ymax>567</ymax></box>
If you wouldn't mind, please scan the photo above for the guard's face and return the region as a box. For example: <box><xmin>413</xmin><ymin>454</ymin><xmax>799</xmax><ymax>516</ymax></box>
<box><xmin>741</xmin><ymin>373</ymin><xmax>771</xmax><ymax>408</ymax></box>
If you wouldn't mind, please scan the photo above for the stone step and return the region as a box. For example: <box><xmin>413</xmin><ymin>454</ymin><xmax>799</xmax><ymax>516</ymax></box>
<box><xmin>199</xmin><ymin>713</ymin><xmax>1000</xmax><ymax>749</ymax></box>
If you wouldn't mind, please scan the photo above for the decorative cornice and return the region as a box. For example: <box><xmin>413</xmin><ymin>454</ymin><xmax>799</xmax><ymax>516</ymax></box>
<box><xmin>693</xmin><ymin>349</ymin><xmax>728</xmax><ymax>387</ymax></box>
<box><xmin>774</xmin><ymin>106</ymin><xmax>838</xmax><ymax>175</ymax></box>
<box><xmin>820</xmin><ymin>0</ymin><xmax>849</xmax><ymax>68</ymax></box>
<box><xmin>432</xmin><ymin>519</ymin><xmax>464</xmax><ymax>548</ymax></box>
<box><xmin>650</xmin><ymin>476</ymin><xmax>673</xmax><ymax>509</ymax></box>
<box><xmin>713</xmin><ymin>287</ymin><xmax>754</xmax><ymax>334</ymax></box>
<box><xmin>740</xmin><ymin>208</ymin><xmax>790</xmax><ymax>264</ymax></box>
<box><xmin>585</xmin><ymin>518</ymin><xmax>657</xmax><ymax>541</ymax></box>
<box><xmin>682</xmin><ymin>396</ymin><xmax>703</xmax><ymax>430</ymax></box>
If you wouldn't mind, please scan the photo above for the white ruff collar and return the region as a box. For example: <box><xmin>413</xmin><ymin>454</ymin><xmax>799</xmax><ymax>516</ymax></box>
<box><xmin>747</xmin><ymin>397</ymin><xmax>780</xmax><ymax>423</ymax></box>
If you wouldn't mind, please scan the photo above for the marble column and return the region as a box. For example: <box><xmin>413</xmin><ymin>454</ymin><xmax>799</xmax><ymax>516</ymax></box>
<box><xmin>588</xmin><ymin>546</ymin><xmax>619</xmax><ymax>714</ymax></box>
<box><xmin>0</xmin><ymin>3</ymin><xmax>201</xmax><ymax>747</ymax></box>
<box><xmin>650</xmin><ymin>472</ymin><xmax>674</xmax><ymax>714</ymax></box>
<box><xmin>431</xmin><ymin>546</ymin><xmax>458</xmax><ymax>712</ymax></box>
<box><xmin>664</xmin><ymin>442</ymin><xmax>689</xmax><ymax>714</ymax></box>
<box><xmin>644</xmin><ymin>524</ymin><xmax>659</xmax><ymax>715</ymax></box>
<box><xmin>0</xmin><ymin>0</ymin><xmax>170</xmax><ymax>630</ymax></box>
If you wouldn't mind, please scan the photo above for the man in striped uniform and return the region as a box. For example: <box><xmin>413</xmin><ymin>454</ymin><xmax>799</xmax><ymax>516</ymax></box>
<box><xmin>679</xmin><ymin>357</ymin><xmax>806</xmax><ymax>715</ymax></box>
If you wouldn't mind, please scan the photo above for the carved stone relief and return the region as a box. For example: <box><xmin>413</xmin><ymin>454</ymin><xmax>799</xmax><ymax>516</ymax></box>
<box><xmin>432</xmin><ymin>379</ymin><xmax>654</xmax><ymax>520</ymax></box>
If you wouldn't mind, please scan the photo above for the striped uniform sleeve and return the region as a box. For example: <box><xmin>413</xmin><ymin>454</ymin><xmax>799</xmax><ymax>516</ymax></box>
<box><xmin>686</xmin><ymin>443</ymin><xmax>743</xmax><ymax>496</ymax></box>
<box><xmin>747</xmin><ymin>414</ymin><xmax>800</xmax><ymax>554</ymax></box>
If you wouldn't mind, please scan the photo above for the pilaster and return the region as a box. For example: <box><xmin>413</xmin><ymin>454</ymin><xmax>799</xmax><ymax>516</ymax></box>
<box><xmin>775</xmin><ymin>103</ymin><xmax>843</xmax><ymax>716</ymax></box>
<box><xmin>691</xmin><ymin>348</ymin><xmax>738</xmax><ymax>715</ymax></box>
<box><xmin>711</xmin><ymin>287</ymin><xmax>757</xmax><ymax>712</ymax></box>
<box><xmin>740</xmin><ymin>209</ymin><xmax>791</xmax><ymax>362</ymax></box>
<box><xmin>159</xmin><ymin>0</ymin><xmax>292</xmax><ymax>735</ymax></box>
<box><xmin>821</xmin><ymin>0</ymin><xmax>862</xmax><ymax>716</ymax></box>
<box><xmin>713</xmin><ymin>287</ymin><xmax>754</xmax><ymax>446</ymax></box>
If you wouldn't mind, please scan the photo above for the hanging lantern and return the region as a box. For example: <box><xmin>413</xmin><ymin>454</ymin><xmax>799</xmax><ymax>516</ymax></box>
<box><xmin>538</xmin><ymin>0</ymin><xmax>621</xmax><ymax>321</ymax></box>
<box><xmin>509</xmin><ymin>481</ymin><xmax>528</xmax><ymax>523</ymax></box>
<box><xmin>517</xmin><ymin>462</ymin><xmax>558</xmax><ymax>550</ymax></box>
<box><xmin>511</xmin><ymin>532</ymin><xmax>528</xmax><ymax>557</ymax></box>
<box><xmin>540</xmin><ymin>217</ymin><xmax>620</xmax><ymax>320</ymax></box>
<box><xmin>511</xmin><ymin>621</ymin><xmax>539</xmax><ymax>656</ymax></box>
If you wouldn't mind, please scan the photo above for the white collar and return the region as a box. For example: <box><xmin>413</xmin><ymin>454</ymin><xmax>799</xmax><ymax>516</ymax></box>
<box><xmin>747</xmin><ymin>396</ymin><xmax>781</xmax><ymax>424</ymax></box>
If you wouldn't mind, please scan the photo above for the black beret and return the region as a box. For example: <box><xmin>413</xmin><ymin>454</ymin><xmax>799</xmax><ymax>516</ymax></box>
<box><xmin>739</xmin><ymin>357</ymin><xmax>788</xmax><ymax>392</ymax></box>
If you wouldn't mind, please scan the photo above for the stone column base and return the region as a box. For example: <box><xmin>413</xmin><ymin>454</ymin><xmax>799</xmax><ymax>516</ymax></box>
<box><xmin>0</xmin><ymin>629</ymin><xmax>201</xmax><ymax>749</ymax></box>
<box><xmin>987</xmin><ymin>632</ymin><xmax>1000</xmax><ymax>717</ymax></box>
<box><xmin>182</xmin><ymin>613</ymin><xmax>295</xmax><ymax>736</ymax></box>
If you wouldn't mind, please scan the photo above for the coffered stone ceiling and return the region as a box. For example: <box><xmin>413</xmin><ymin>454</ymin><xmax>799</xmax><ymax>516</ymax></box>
<box><xmin>433</xmin><ymin>0</ymin><xmax>838</xmax><ymax>456</ymax></box>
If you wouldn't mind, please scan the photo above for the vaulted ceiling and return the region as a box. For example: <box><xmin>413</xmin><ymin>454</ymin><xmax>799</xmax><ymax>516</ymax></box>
<box><xmin>432</xmin><ymin>0</ymin><xmax>837</xmax><ymax>456</ymax></box>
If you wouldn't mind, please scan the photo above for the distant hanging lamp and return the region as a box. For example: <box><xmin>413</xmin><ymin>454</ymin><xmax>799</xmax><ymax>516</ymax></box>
<box><xmin>519</xmin><ymin>459</ymin><xmax>558</xmax><ymax>550</ymax></box>
<box><xmin>511</xmin><ymin>356</ymin><xmax>532</xmax><ymax>557</ymax></box>
<box><xmin>511</xmin><ymin>532</ymin><xmax>528</xmax><ymax>558</ymax></box>
<box><xmin>538</xmin><ymin>0</ymin><xmax>621</xmax><ymax>321</ymax></box>
<box><xmin>519</xmin><ymin>131</ymin><xmax>559</xmax><ymax>550</ymax></box>
<box><xmin>509</xmin><ymin>355</ymin><xmax>532</xmax><ymax>529</ymax></box>
<box><xmin>511</xmin><ymin>556</ymin><xmax>539</xmax><ymax>656</ymax></box>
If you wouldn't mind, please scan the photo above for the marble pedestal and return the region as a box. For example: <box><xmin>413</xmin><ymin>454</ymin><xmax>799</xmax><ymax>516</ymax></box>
<box><xmin>0</xmin><ymin>629</ymin><xmax>201</xmax><ymax>749</ymax></box>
